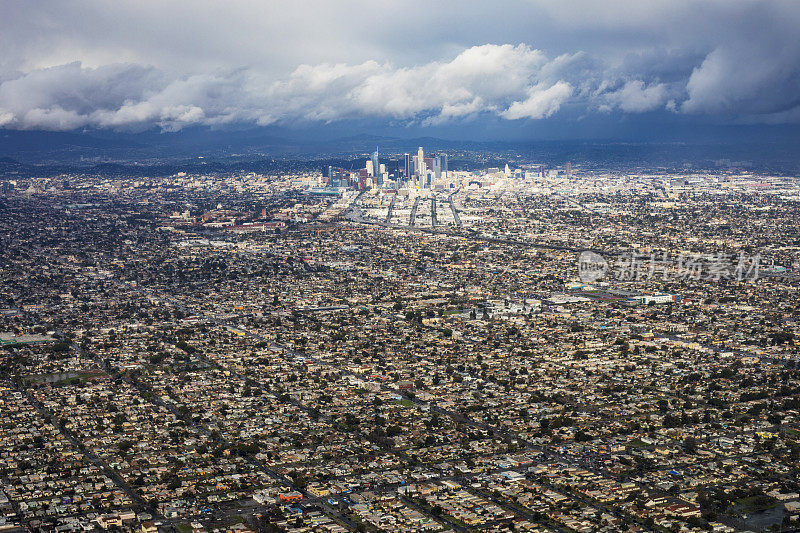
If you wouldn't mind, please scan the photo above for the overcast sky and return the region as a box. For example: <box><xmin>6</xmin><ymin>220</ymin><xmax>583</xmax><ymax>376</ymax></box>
<box><xmin>1</xmin><ymin>0</ymin><xmax>798</xmax><ymax>136</ymax></box>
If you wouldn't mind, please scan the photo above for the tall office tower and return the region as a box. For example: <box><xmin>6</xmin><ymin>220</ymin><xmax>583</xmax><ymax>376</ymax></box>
<box><xmin>371</xmin><ymin>147</ymin><xmax>380</xmax><ymax>181</ymax></box>
<box><xmin>442</xmin><ymin>153</ymin><xmax>448</xmax><ymax>178</ymax></box>
<box><xmin>417</xmin><ymin>147</ymin><xmax>426</xmax><ymax>177</ymax></box>
<box><xmin>404</xmin><ymin>153</ymin><xmax>411</xmax><ymax>182</ymax></box>
<box><xmin>566</xmin><ymin>162</ymin><xmax>572</xmax><ymax>176</ymax></box>
<box><xmin>504</xmin><ymin>164</ymin><xmax>511</xmax><ymax>177</ymax></box>
<box><xmin>432</xmin><ymin>156</ymin><xmax>442</xmax><ymax>180</ymax></box>
<box><xmin>327</xmin><ymin>165</ymin><xmax>334</xmax><ymax>185</ymax></box>
<box><xmin>366</xmin><ymin>160</ymin><xmax>374</xmax><ymax>177</ymax></box>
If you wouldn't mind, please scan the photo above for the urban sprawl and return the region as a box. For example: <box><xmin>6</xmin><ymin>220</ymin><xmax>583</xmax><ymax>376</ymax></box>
<box><xmin>1</xmin><ymin>149</ymin><xmax>800</xmax><ymax>533</ymax></box>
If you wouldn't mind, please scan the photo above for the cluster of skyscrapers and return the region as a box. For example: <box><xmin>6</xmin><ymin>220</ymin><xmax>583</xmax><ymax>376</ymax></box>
<box><xmin>403</xmin><ymin>146</ymin><xmax>448</xmax><ymax>188</ymax></box>
<box><xmin>326</xmin><ymin>146</ymin><xmax>448</xmax><ymax>191</ymax></box>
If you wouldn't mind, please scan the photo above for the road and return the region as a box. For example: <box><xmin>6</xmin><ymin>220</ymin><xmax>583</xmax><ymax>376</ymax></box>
<box><xmin>385</xmin><ymin>192</ymin><xmax>396</xmax><ymax>224</ymax></box>
<box><xmin>448</xmin><ymin>192</ymin><xmax>462</xmax><ymax>227</ymax></box>
<box><xmin>409</xmin><ymin>196</ymin><xmax>421</xmax><ymax>227</ymax></box>
<box><xmin>344</xmin><ymin>194</ymin><xmax>606</xmax><ymax>254</ymax></box>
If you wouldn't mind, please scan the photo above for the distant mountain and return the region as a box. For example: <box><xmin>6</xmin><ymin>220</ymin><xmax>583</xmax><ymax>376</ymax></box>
<box><xmin>0</xmin><ymin>125</ymin><xmax>799</xmax><ymax>175</ymax></box>
<box><xmin>0</xmin><ymin>130</ymin><xmax>141</xmax><ymax>152</ymax></box>
<box><xmin>0</xmin><ymin>157</ymin><xmax>31</xmax><ymax>177</ymax></box>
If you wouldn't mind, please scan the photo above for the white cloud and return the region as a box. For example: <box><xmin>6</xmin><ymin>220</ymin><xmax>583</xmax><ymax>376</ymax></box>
<box><xmin>1</xmin><ymin>1</ymin><xmax>799</xmax><ymax>133</ymax></box>
<box><xmin>0</xmin><ymin>44</ymin><xmax>583</xmax><ymax>131</ymax></box>
<box><xmin>1</xmin><ymin>0</ymin><xmax>799</xmax><ymax>131</ymax></box>
<box><xmin>22</xmin><ymin>106</ymin><xmax>88</xmax><ymax>131</ymax></box>
<box><xmin>501</xmin><ymin>82</ymin><xmax>573</xmax><ymax>120</ymax></box>
<box><xmin>601</xmin><ymin>80</ymin><xmax>669</xmax><ymax>113</ymax></box>
<box><xmin>0</xmin><ymin>110</ymin><xmax>13</xmax><ymax>126</ymax></box>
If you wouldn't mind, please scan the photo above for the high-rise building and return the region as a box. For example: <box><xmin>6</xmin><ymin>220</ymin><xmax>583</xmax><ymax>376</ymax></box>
<box><xmin>366</xmin><ymin>160</ymin><xmax>374</xmax><ymax>177</ymax></box>
<box><xmin>417</xmin><ymin>147</ymin><xmax>426</xmax><ymax>177</ymax></box>
<box><xmin>371</xmin><ymin>147</ymin><xmax>380</xmax><ymax>181</ymax></box>
<box><xmin>432</xmin><ymin>156</ymin><xmax>442</xmax><ymax>180</ymax></box>
<box><xmin>328</xmin><ymin>167</ymin><xmax>343</xmax><ymax>188</ymax></box>
<box><xmin>404</xmin><ymin>153</ymin><xmax>411</xmax><ymax>182</ymax></box>
<box><xmin>566</xmin><ymin>162</ymin><xmax>572</xmax><ymax>176</ymax></box>
<box><xmin>442</xmin><ymin>153</ymin><xmax>448</xmax><ymax>178</ymax></box>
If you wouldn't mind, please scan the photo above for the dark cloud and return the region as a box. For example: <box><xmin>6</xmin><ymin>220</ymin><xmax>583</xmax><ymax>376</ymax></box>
<box><xmin>682</xmin><ymin>41</ymin><xmax>800</xmax><ymax>117</ymax></box>
<box><xmin>0</xmin><ymin>1</ymin><xmax>798</xmax><ymax>131</ymax></box>
<box><xmin>0</xmin><ymin>46</ymin><xmax>587</xmax><ymax>130</ymax></box>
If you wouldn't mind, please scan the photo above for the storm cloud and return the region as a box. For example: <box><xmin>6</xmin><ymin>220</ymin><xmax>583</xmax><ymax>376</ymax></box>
<box><xmin>1</xmin><ymin>0</ymin><xmax>798</xmax><ymax>131</ymax></box>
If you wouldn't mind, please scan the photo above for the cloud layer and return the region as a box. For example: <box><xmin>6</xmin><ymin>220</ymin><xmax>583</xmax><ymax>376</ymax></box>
<box><xmin>1</xmin><ymin>1</ymin><xmax>799</xmax><ymax>131</ymax></box>
<box><xmin>0</xmin><ymin>45</ymin><xmax>588</xmax><ymax>131</ymax></box>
